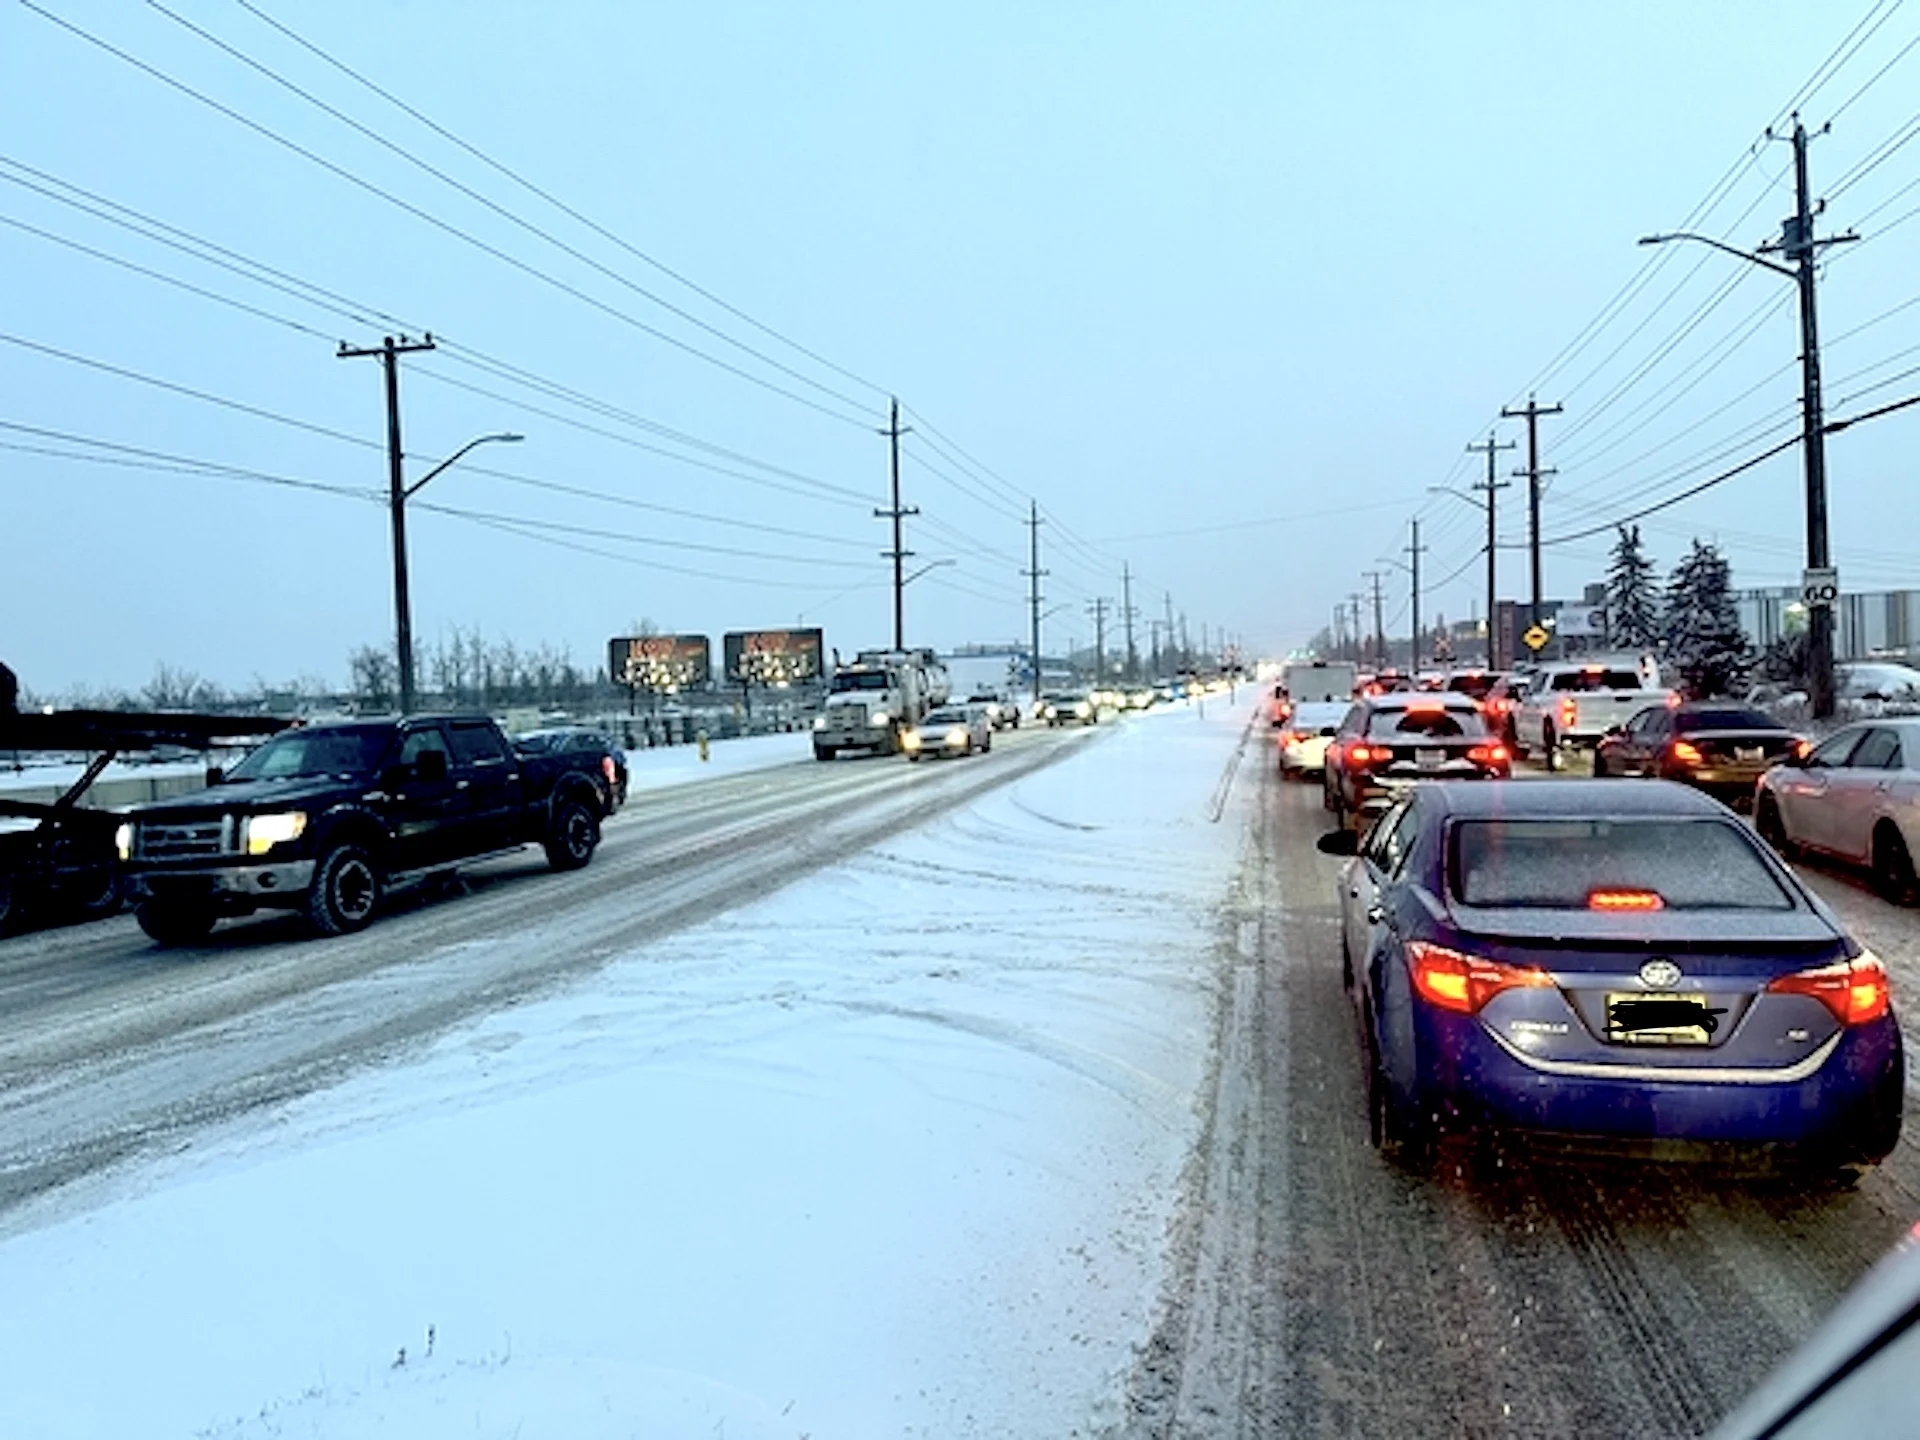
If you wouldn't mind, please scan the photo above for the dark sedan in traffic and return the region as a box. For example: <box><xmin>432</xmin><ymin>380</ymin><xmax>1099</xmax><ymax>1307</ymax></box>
<box><xmin>1321</xmin><ymin>780</ymin><xmax>1902</xmax><ymax>1175</ymax></box>
<box><xmin>1322</xmin><ymin>692</ymin><xmax>1509</xmax><ymax>830</ymax></box>
<box><xmin>1592</xmin><ymin>701</ymin><xmax>1805</xmax><ymax>803</ymax></box>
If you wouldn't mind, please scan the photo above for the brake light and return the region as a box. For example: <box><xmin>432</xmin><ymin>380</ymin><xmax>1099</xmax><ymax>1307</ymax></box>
<box><xmin>1346</xmin><ymin>743</ymin><xmax>1388</xmax><ymax>766</ymax></box>
<box><xmin>1669</xmin><ymin>740</ymin><xmax>1704</xmax><ymax>766</ymax></box>
<box><xmin>602</xmin><ymin>755</ymin><xmax>617</xmax><ymax>785</ymax></box>
<box><xmin>1467</xmin><ymin>743</ymin><xmax>1510</xmax><ymax>767</ymax></box>
<box><xmin>1558</xmin><ymin>696</ymin><xmax>1577</xmax><ymax>730</ymax></box>
<box><xmin>1407</xmin><ymin>941</ymin><xmax>1553</xmax><ymax>1015</ymax></box>
<box><xmin>1766</xmin><ymin>951</ymin><xmax>1891</xmax><ymax>1026</ymax></box>
<box><xmin>1587</xmin><ymin>889</ymin><xmax>1664</xmax><ymax>912</ymax></box>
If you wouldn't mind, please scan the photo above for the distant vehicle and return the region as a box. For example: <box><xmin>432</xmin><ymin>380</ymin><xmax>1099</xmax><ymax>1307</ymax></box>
<box><xmin>1592</xmin><ymin>702</ymin><xmax>1804</xmax><ymax>804</ymax></box>
<box><xmin>512</xmin><ymin>726</ymin><xmax>628</xmax><ymax>810</ymax></box>
<box><xmin>118</xmin><ymin>715</ymin><xmax>612</xmax><ymax>944</ymax></box>
<box><xmin>1322</xmin><ymin>692</ymin><xmax>1509</xmax><ymax>830</ymax></box>
<box><xmin>1839</xmin><ymin>661</ymin><xmax>1920</xmax><ymax>713</ymax></box>
<box><xmin>1039</xmin><ymin>691</ymin><xmax>1098</xmax><ymax>727</ymax></box>
<box><xmin>1276</xmin><ymin>700</ymin><xmax>1351</xmax><ymax>779</ymax></box>
<box><xmin>903</xmin><ymin>705</ymin><xmax>992</xmax><ymax>760</ymax></box>
<box><xmin>965</xmin><ymin>691</ymin><xmax>1020</xmax><ymax>730</ymax></box>
<box><xmin>1755</xmin><ymin>718</ymin><xmax>1920</xmax><ymax>903</ymax></box>
<box><xmin>812</xmin><ymin>647</ymin><xmax>946</xmax><ymax>759</ymax></box>
<box><xmin>1281</xmin><ymin>659</ymin><xmax>1358</xmax><ymax>705</ymax></box>
<box><xmin>1439</xmin><ymin>668</ymin><xmax>1506</xmax><ymax>706</ymax></box>
<box><xmin>1124</xmin><ymin>687</ymin><xmax>1157</xmax><ymax>711</ymax></box>
<box><xmin>1482</xmin><ymin>672</ymin><xmax>1532</xmax><ymax>747</ymax></box>
<box><xmin>1320</xmin><ymin>779</ymin><xmax>1902</xmax><ymax>1176</ymax></box>
<box><xmin>1511</xmin><ymin>659</ymin><xmax>1673</xmax><ymax>769</ymax></box>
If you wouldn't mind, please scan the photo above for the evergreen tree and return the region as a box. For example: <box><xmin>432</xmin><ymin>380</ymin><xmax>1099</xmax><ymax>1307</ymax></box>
<box><xmin>1661</xmin><ymin>539</ymin><xmax>1750</xmax><ymax>698</ymax></box>
<box><xmin>1605</xmin><ymin>524</ymin><xmax>1659</xmax><ymax>650</ymax></box>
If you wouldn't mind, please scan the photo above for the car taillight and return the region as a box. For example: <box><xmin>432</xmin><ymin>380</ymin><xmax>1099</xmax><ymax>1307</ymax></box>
<box><xmin>1467</xmin><ymin>743</ymin><xmax>1509</xmax><ymax>767</ymax></box>
<box><xmin>1767</xmin><ymin>951</ymin><xmax>1891</xmax><ymax>1026</ymax></box>
<box><xmin>1558</xmin><ymin>696</ymin><xmax>1577</xmax><ymax>730</ymax></box>
<box><xmin>602</xmin><ymin>756</ymin><xmax>617</xmax><ymax>784</ymax></box>
<box><xmin>1669</xmin><ymin>740</ymin><xmax>1704</xmax><ymax>765</ymax></box>
<box><xmin>1407</xmin><ymin>941</ymin><xmax>1553</xmax><ymax>1015</ymax></box>
<box><xmin>1793</xmin><ymin>738</ymin><xmax>1813</xmax><ymax>760</ymax></box>
<box><xmin>1346</xmin><ymin>743</ymin><xmax>1388</xmax><ymax>766</ymax></box>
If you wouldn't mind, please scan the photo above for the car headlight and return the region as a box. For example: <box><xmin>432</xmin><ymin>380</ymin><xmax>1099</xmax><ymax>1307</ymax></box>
<box><xmin>945</xmin><ymin>730</ymin><xmax>968</xmax><ymax>746</ymax></box>
<box><xmin>1075</xmin><ymin>702</ymin><xmax>1092</xmax><ymax>716</ymax></box>
<box><xmin>812</xmin><ymin>716</ymin><xmax>827</xmax><ymax>730</ymax></box>
<box><xmin>868</xmin><ymin>711</ymin><xmax>892</xmax><ymax>727</ymax></box>
<box><xmin>242</xmin><ymin>811</ymin><xmax>307</xmax><ymax>856</ymax></box>
<box><xmin>902</xmin><ymin>731</ymin><xmax>921</xmax><ymax>749</ymax></box>
<box><xmin>114</xmin><ymin>821</ymin><xmax>133</xmax><ymax>862</ymax></box>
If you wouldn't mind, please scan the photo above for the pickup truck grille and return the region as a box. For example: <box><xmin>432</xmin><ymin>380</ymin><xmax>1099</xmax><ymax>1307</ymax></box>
<box><xmin>137</xmin><ymin>815</ymin><xmax>236</xmax><ymax>861</ymax></box>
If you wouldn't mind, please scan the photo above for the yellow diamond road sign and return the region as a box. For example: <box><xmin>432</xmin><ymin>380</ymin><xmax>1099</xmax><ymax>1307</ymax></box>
<box><xmin>1522</xmin><ymin>624</ymin><xmax>1550</xmax><ymax>652</ymax></box>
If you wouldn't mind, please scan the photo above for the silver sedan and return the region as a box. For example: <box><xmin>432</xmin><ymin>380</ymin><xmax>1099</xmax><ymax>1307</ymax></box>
<box><xmin>1755</xmin><ymin>717</ymin><xmax>1920</xmax><ymax>901</ymax></box>
<box><xmin>902</xmin><ymin>705</ymin><xmax>993</xmax><ymax>760</ymax></box>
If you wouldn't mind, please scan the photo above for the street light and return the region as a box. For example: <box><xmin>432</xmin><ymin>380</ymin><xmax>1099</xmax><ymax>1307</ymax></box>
<box><xmin>391</xmin><ymin>431</ymin><xmax>524</xmax><ymax>713</ymax></box>
<box><xmin>901</xmin><ymin>558</ymin><xmax>956</xmax><ymax>588</ymax></box>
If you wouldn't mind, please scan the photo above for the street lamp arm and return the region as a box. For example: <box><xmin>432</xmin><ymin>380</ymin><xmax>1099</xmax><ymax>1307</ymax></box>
<box><xmin>403</xmin><ymin>431</ymin><xmax>524</xmax><ymax>499</ymax></box>
<box><xmin>1637</xmin><ymin>231</ymin><xmax>1796</xmax><ymax>280</ymax></box>
<box><xmin>901</xmin><ymin>558</ymin><xmax>956</xmax><ymax>587</ymax></box>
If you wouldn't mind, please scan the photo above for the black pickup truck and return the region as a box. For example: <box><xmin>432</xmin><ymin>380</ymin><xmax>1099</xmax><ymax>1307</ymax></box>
<box><xmin>118</xmin><ymin>714</ymin><xmax>614</xmax><ymax>945</ymax></box>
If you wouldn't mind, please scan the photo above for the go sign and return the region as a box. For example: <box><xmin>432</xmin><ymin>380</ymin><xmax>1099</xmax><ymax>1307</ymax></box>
<box><xmin>1801</xmin><ymin>567</ymin><xmax>1840</xmax><ymax>608</ymax></box>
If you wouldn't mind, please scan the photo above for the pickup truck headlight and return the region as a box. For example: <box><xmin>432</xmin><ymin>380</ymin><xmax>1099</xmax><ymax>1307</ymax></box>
<box><xmin>868</xmin><ymin>711</ymin><xmax>892</xmax><ymax>727</ymax></box>
<box><xmin>812</xmin><ymin>716</ymin><xmax>828</xmax><ymax>730</ymax></box>
<box><xmin>242</xmin><ymin>811</ymin><xmax>307</xmax><ymax>855</ymax></box>
<box><xmin>114</xmin><ymin>822</ymin><xmax>133</xmax><ymax>862</ymax></box>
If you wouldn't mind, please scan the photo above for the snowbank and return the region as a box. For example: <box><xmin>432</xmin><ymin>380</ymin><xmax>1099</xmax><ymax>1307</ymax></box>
<box><xmin>0</xmin><ymin>699</ymin><xmax>1257</xmax><ymax>1439</ymax></box>
<box><xmin>623</xmin><ymin>727</ymin><xmax>812</xmax><ymax>794</ymax></box>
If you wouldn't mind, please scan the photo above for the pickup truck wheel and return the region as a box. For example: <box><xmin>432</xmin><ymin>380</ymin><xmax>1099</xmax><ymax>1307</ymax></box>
<box><xmin>544</xmin><ymin>798</ymin><xmax>600</xmax><ymax>872</ymax></box>
<box><xmin>1542</xmin><ymin>725</ymin><xmax>1562</xmax><ymax>772</ymax></box>
<box><xmin>136</xmin><ymin>898</ymin><xmax>218</xmax><ymax>946</ymax></box>
<box><xmin>306</xmin><ymin>843</ymin><xmax>381</xmax><ymax>936</ymax></box>
<box><xmin>813</xmin><ymin>743</ymin><xmax>834</xmax><ymax>762</ymax></box>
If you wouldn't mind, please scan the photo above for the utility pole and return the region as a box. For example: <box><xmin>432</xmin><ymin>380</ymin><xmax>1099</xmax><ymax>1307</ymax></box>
<box><xmin>876</xmin><ymin>397</ymin><xmax>917</xmax><ymax>652</ymax></box>
<box><xmin>1121</xmin><ymin>563</ymin><xmax>1139</xmax><ymax>680</ymax></box>
<box><xmin>1464</xmin><ymin>433</ymin><xmax>1515</xmax><ymax>667</ymax></box>
<box><xmin>1501</xmin><ymin>395</ymin><xmax>1562</xmax><ymax>642</ymax></box>
<box><xmin>1406</xmin><ymin>518</ymin><xmax>1427</xmax><ymax>670</ymax></box>
<box><xmin>1087</xmin><ymin>597</ymin><xmax>1110</xmax><ymax>682</ymax></box>
<box><xmin>1148</xmin><ymin>619</ymin><xmax>1164</xmax><ymax>675</ymax></box>
<box><xmin>1774</xmin><ymin>117</ymin><xmax>1849</xmax><ymax>719</ymax></box>
<box><xmin>1023</xmin><ymin>501</ymin><xmax>1047</xmax><ymax>702</ymax></box>
<box><xmin>1164</xmin><ymin>592</ymin><xmax>1177</xmax><ymax>670</ymax></box>
<box><xmin>1179</xmin><ymin>611</ymin><xmax>1191</xmax><ymax>670</ymax></box>
<box><xmin>1363</xmin><ymin>571</ymin><xmax>1388</xmax><ymax>670</ymax></box>
<box><xmin>339</xmin><ymin>332</ymin><xmax>437</xmax><ymax>714</ymax></box>
<box><xmin>1347</xmin><ymin>594</ymin><xmax>1365</xmax><ymax>667</ymax></box>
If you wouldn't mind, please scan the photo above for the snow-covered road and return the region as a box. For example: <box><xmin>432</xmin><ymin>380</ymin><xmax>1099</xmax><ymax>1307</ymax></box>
<box><xmin>0</xmin><ymin>698</ymin><xmax>1257</xmax><ymax>1438</ymax></box>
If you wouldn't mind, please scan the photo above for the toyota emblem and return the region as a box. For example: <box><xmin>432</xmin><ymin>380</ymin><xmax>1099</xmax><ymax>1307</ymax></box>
<box><xmin>1639</xmin><ymin>958</ymin><xmax>1682</xmax><ymax>989</ymax></box>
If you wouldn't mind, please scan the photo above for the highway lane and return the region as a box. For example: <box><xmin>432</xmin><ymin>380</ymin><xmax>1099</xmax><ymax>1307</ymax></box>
<box><xmin>0</xmin><ymin>720</ymin><xmax>1093</xmax><ymax>1226</ymax></box>
<box><xmin>1122</xmin><ymin>761</ymin><xmax>1920</xmax><ymax>1440</ymax></box>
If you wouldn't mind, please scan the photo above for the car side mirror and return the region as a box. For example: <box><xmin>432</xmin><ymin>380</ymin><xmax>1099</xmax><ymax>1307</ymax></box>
<box><xmin>1317</xmin><ymin>829</ymin><xmax>1359</xmax><ymax>857</ymax></box>
<box><xmin>1603</xmin><ymin>725</ymin><xmax>1624</xmax><ymax>739</ymax></box>
<box><xmin>204</xmin><ymin>764</ymin><xmax>225</xmax><ymax>787</ymax></box>
<box><xmin>413</xmin><ymin>749</ymin><xmax>449</xmax><ymax>783</ymax></box>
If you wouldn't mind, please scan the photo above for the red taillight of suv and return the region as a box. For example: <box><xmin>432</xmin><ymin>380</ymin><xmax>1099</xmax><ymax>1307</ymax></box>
<box><xmin>1766</xmin><ymin>952</ymin><xmax>1891</xmax><ymax>1026</ymax></box>
<box><xmin>1407</xmin><ymin>941</ymin><xmax>1554</xmax><ymax>1015</ymax></box>
<box><xmin>1558</xmin><ymin>696</ymin><xmax>1577</xmax><ymax>731</ymax></box>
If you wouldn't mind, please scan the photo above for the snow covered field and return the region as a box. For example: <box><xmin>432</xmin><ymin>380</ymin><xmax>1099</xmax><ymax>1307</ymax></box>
<box><xmin>623</xmin><ymin>727</ymin><xmax>813</xmax><ymax>793</ymax></box>
<box><xmin>0</xmin><ymin>697</ymin><xmax>1257</xmax><ymax>1439</ymax></box>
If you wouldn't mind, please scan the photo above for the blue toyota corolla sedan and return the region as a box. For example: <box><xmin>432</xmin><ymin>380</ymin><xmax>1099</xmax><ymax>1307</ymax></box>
<box><xmin>1319</xmin><ymin>779</ymin><xmax>1903</xmax><ymax>1173</ymax></box>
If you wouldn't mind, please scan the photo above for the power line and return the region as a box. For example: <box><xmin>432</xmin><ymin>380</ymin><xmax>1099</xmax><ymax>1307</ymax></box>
<box><xmin>18</xmin><ymin>2</ymin><xmax>876</xmax><ymax>429</ymax></box>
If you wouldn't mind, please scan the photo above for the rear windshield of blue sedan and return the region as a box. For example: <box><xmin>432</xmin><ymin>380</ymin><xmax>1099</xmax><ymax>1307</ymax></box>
<box><xmin>1451</xmin><ymin>819</ymin><xmax>1795</xmax><ymax>910</ymax></box>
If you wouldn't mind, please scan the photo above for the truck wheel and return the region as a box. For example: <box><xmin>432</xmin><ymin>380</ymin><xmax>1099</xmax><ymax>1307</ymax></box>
<box><xmin>813</xmin><ymin>743</ymin><xmax>834</xmax><ymax>762</ymax></box>
<box><xmin>306</xmin><ymin>843</ymin><xmax>381</xmax><ymax>936</ymax></box>
<box><xmin>137</xmin><ymin>898</ymin><xmax>218</xmax><ymax>946</ymax></box>
<box><xmin>544</xmin><ymin>797</ymin><xmax>600</xmax><ymax>872</ymax></box>
<box><xmin>1543</xmin><ymin>726</ymin><xmax>1562</xmax><ymax>772</ymax></box>
<box><xmin>71</xmin><ymin>868</ymin><xmax>124</xmax><ymax>922</ymax></box>
<box><xmin>0</xmin><ymin>871</ymin><xmax>19</xmax><ymax>936</ymax></box>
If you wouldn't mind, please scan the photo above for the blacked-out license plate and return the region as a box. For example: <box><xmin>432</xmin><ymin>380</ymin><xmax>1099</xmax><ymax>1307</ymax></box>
<box><xmin>1605</xmin><ymin>991</ymin><xmax>1723</xmax><ymax>1045</ymax></box>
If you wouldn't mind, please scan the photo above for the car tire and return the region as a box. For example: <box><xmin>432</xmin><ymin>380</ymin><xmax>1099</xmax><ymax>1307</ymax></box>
<box><xmin>0</xmin><ymin>870</ymin><xmax>21</xmax><ymax>937</ymax></box>
<box><xmin>813</xmin><ymin>743</ymin><xmax>834</xmax><ymax>762</ymax></box>
<box><xmin>306</xmin><ymin>842</ymin><xmax>382</xmax><ymax>935</ymax></box>
<box><xmin>1543</xmin><ymin>725</ymin><xmax>1562</xmax><ymax>772</ymax></box>
<box><xmin>136</xmin><ymin>898</ymin><xmax>219</xmax><ymax>946</ymax></box>
<box><xmin>1756</xmin><ymin>797</ymin><xmax>1796</xmax><ymax>859</ymax></box>
<box><xmin>983</xmin><ymin>734</ymin><xmax>992</xmax><ymax>753</ymax></box>
<box><xmin>1849</xmin><ymin>1044</ymin><xmax>1905</xmax><ymax>1166</ymax></box>
<box><xmin>1872</xmin><ymin>825</ymin><xmax>1917</xmax><ymax>906</ymax></box>
<box><xmin>1591</xmin><ymin>752</ymin><xmax>1610</xmax><ymax>779</ymax></box>
<box><xmin>1365</xmin><ymin>1025</ymin><xmax>1431</xmax><ymax>1171</ymax></box>
<box><xmin>543</xmin><ymin>799</ymin><xmax>600</xmax><ymax>873</ymax></box>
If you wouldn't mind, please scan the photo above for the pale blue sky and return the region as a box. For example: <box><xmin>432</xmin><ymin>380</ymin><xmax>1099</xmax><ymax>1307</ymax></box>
<box><xmin>4</xmin><ymin>3</ymin><xmax>1917</xmax><ymax>693</ymax></box>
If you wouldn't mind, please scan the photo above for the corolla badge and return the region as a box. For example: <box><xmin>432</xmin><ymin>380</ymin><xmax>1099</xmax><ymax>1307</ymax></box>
<box><xmin>1639</xmin><ymin>958</ymin><xmax>1683</xmax><ymax>989</ymax></box>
